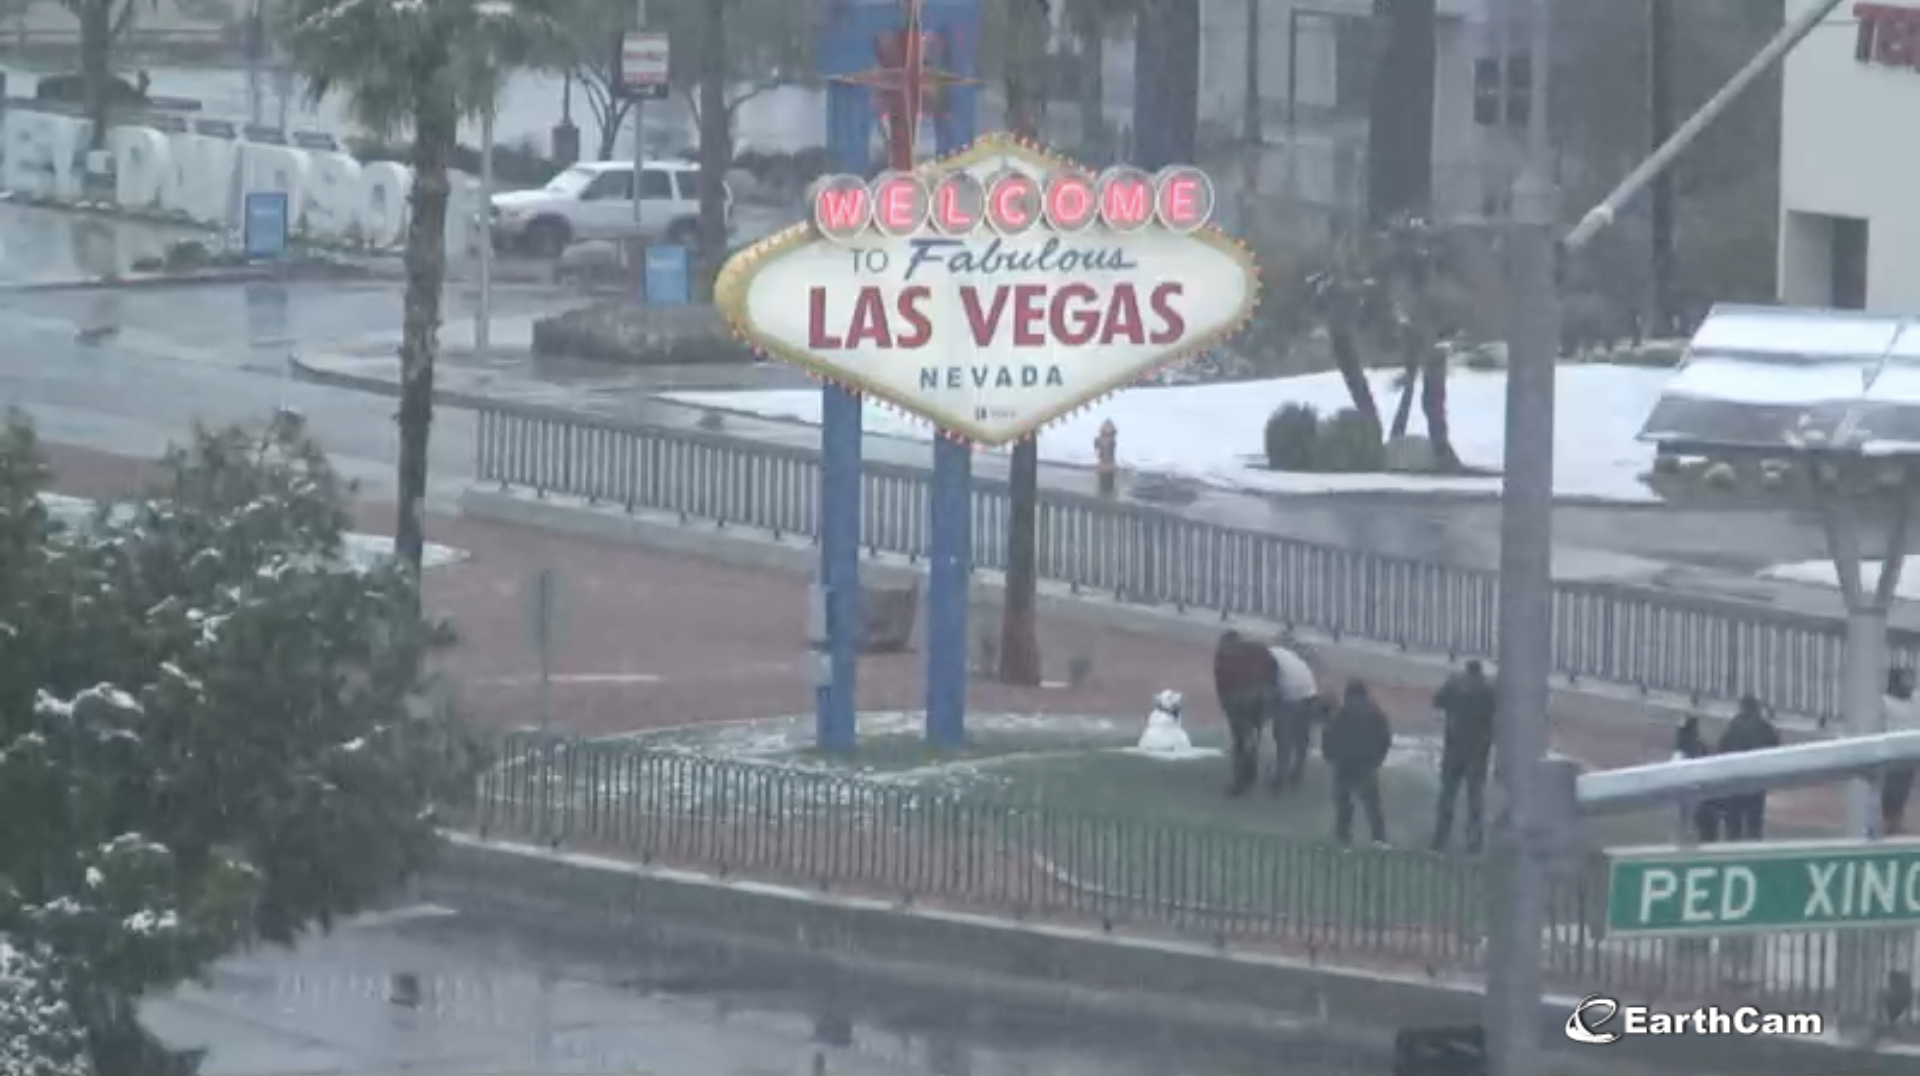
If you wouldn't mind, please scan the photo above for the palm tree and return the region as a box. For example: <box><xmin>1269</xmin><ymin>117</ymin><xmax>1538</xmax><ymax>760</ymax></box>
<box><xmin>1305</xmin><ymin>218</ymin><xmax>1465</xmax><ymax>469</ymax></box>
<box><xmin>1061</xmin><ymin>0</ymin><xmax>1139</xmax><ymax>157</ymax></box>
<box><xmin>61</xmin><ymin>0</ymin><xmax>143</xmax><ymax>151</ymax></box>
<box><xmin>995</xmin><ymin>0</ymin><xmax>1051</xmax><ymax>689</ymax></box>
<box><xmin>282</xmin><ymin>0</ymin><xmax>558</xmax><ymax>573</ymax></box>
<box><xmin>1304</xmin><ymin>233</ymin><xmax>1386</xmax><ymax>445</ymax></box>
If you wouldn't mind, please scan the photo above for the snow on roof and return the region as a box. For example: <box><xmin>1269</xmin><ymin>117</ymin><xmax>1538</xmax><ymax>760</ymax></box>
<box><xmin>1637</xmin><ymin>303</ymin><xmax>1920</xmax><ymax>456</ymax></box>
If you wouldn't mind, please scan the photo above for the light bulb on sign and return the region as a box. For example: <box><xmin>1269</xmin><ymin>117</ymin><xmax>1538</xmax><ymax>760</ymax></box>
<box><xmin>1094</xmin><ymin>167</ymin><xmax>1156</xmax><ymax>234</ymax></box>
<box><xmin>984</xmin><ymin>169</ymin><xmax>1041</xmax><ymax>238</ymax></box>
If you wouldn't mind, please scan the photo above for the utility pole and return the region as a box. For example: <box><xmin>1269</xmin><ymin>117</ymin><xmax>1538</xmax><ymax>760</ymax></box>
<box><xmin>1480</xmin><ymin>0</ymin><xmax>1851</xmax><ymax>1068</ymax></box>
<box><xmin>1486</xmin><ymin>0</ymin><xmax>1553</xmax><ymax>1071</ymax></box>
<box><xmin>1647</xmin><ymin>0</ymin><xmax>1674</xmax><ymax>336</ymax></box>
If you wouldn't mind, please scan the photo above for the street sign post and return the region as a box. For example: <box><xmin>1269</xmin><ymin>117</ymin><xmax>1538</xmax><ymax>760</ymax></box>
<box><xmin>1606</xmin><ymin>838</ymin><xmax>1920</xmax><ymax>936</ymax></box>
<box><xmin>522</xmin><ymin>567</ymin><xmax>563</xmax><ymax>732</ymax></box>
<box><xmin>619</xmin><ymin>28</ymin><xmax>669</xmax><ymax>244</ymax></box>
<box><xmin>619</xmin><ymin>31</ymin><xmax>671</xmax><ymax>100</ymax></box>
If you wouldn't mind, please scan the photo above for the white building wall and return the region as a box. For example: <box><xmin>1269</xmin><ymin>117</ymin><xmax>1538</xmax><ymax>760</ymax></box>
<box><xmin>1779</xmin><ymin>0</ymin><xmax>1920</xmax><ymax>312</ymax></box>
<box><xmin>1195</xmin><ymin>0</ymin><xmax>1490</xmax><ymax>220</ymax></box>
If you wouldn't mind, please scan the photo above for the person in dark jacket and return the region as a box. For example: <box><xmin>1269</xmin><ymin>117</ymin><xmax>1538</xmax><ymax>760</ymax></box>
<box><xmin>1429</xmin><ymin>660</ymin><xmax>1496</xmax><ymax>853</ymax></box>
<box><xmin>1673</xmin><ymin>714</ymin><xmax>1719</xmax><ymax>843</ymax></box>
<box><xmin>1717</xmin><ymin>695</ymin><xmax>1780</xmax><ymax>841</ymax></box>
<box><xmin>1213</xmin><ymin>630</ymin><xmax>1279</xmax><ymax>796</ymax></box>
<box><xmin>1323</xmin><ymin>680</ymin><xmax>1392</xmax><ymax>846</ymax></box>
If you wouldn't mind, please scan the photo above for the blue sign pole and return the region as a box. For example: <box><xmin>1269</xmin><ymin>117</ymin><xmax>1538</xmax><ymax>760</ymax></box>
<box><xmin>923</xmin><ymin>0</ymin><xmax>978</xmax><ymax>751</ymax></box>
<box><xmin>817</xmin><ymin>0</ymin><xmax>879</xmax><ymax>754</ymax></box>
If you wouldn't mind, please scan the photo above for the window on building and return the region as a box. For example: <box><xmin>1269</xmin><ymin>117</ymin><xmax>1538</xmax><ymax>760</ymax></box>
<box><xmin>1332</xmin><ymin>14</ymin><xmax>1372</xmax><ymax>114</ymax></box>
<box><xmin>1831</xmin><ymin>215</ymin><xmax>1868</xmax><ymax>311</ymax></box>
<box><xmin>1287</xmin><ymin>11</ymin><xmax>1371</xmax><ymax>119</ymax></box>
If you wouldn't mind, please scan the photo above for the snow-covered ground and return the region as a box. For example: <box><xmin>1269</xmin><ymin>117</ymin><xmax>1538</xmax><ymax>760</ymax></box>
<box><xmin>661</xmin><ymin>364</ymin><xmax>1673</xmax><ymax>503</ymax></box>
<box><xmin>1759</xmin><ymin>559</ymin><xmax>1920</xmax><ymax>603</ymax></box>
<box><xmin>37</xmin><ymin>494</ymin><xmax>467</xmax><ymax>572</ymax></box>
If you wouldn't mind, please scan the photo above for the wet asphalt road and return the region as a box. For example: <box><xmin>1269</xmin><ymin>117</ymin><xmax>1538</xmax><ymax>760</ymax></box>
<box><xmin>0</xmin><ymin>204</ymin><xmax>1887</xmax><ymax>625</ymax></box>
<box><xmin>143</xmin><ymin>903</ymin><xmax>1385</xmax><ymax>1076</ymax></box>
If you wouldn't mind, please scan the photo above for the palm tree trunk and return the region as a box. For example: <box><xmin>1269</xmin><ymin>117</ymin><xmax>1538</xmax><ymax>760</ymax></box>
<box><xmin>1388</xmin><ymin>355</ymin><xmax>1417</xmax><ymax>438</ymax></box>
<box><xmin>999</xmin><ymin>436</ymin><xmax>1043</xmax><ymax>685</ymax></box>
<box><xmin>394</xmin><ymin>85</ymin><xmax>456</xmax><ymax>577</ymax></box>
<box><xmin>694</xmin><ymin>0</ymin><xmax>729</xmax><ymax>300</ymax></box>
<box><xmin>1419</xmin><ymin>345</ymin><xmax>1460</xmax><ymax>469</ymax></box>
<box><xmin>1077</xmin><ymin>34</ymin><xmax>1106</xmax><ymax>154</ymax></box>
<box><xmin>79</xmin><ymin>0</ymin><xmax>112</xmax><ymax>150</ymax></box>
<box><xmin>1329</xmin><ymin>319</ymin><xmax>1383</xmax><ymax>441</ymax></box>
<box><xmin>998</xmin><ymin>0</ymin><xmax>1049</xmax><ymax>689</ymax></box>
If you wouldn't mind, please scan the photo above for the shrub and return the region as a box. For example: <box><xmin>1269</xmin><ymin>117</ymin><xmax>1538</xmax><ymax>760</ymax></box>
<box><xmin>529</xmin><ymin>303</ymin><xmax>753</xmax><ymax>366</ymax></box>
<box><xmin>1317</xmin><ymin>408</ymin><xmax>1386</xmax><ymax>472</ymax></box>
<box><xmin>163</xmin><ymin>239</ymin><xmax>212</xmax><ymax>271</ymax></box>
<box><xmin>1264</xmin><ymin>403</ymin><xmax>1320</xmax><ymax>470</ymax></box>
<box><xmin>347</xmin><ymin>137</ymin><xmax>559</xmax><ymax>189</ymax></box>
<box><xmin>33</xmin><ymin>72</ymin><xmax>147</xmax><ymax>107</ymax></box>
<box><xmin>1603</xmin><ymin>339</ymin><xmax>1688</xmax><ymax>368</ymax></box>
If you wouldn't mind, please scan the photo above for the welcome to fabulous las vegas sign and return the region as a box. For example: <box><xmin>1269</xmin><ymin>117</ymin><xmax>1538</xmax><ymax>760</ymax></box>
<box><xmin>714</xmin><ymin>132</ymin><xmax>1262</xmax><ymax>447</ymax></box>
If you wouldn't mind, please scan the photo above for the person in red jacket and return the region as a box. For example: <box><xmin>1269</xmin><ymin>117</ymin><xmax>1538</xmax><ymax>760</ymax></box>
<box><xmin>1213</xmin><ymin>630</ymin><xmax>1278</xmax><ymax>796</ymax></box>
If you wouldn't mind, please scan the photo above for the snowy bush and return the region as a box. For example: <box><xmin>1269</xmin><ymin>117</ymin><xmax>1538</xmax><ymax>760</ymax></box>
<box><xmin>0</xmin><ymin>936</ymin><xmax>89</xmax><ymax>1076</ymax></box>
<box><xmin>530</xmin><ymin>303</ymin><xmax>751</xmax><ymax>365</ymax></box>
<box><xmin>1263</xmin><ymin>403</ymin><xmax>1320</xmax><ymax>470</ymax></box>
<box><xmin>0</xmin><ymin>413</ymin><xmax>479</xmax><ymax>1074</ymax></box>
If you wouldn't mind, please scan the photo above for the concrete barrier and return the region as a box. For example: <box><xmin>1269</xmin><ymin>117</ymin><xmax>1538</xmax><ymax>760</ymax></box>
<box><xmin>423</xmin><ymin>834</ymin><xmax>1917</xmax><ymax>1076</ymax></box>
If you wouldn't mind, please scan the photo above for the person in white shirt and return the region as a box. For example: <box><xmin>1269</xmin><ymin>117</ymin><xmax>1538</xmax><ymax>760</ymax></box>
<box><xmin>1267</xmin><ymin>638</ymin><xmax>1324</xmax><ymax>791</ymax></box>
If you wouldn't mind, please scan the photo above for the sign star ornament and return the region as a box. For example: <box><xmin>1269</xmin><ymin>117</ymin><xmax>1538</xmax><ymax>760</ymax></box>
<box><xmin>714</xmin><ymin>134</ymin><xmax>1263</xmax><ymax>447</ymax></box>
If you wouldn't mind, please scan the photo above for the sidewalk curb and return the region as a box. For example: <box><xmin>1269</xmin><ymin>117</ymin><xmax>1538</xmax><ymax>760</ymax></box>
<box><xmin>291</xmin><ymin>352</ymin><xmax>502</xmax><ymax>412</ymax></box>
<box><xmin>0</xmin><ymin>267</ymin><xmax>291</xmax><ymax>292</ymax></box>
<box><xmin>426</xmin><ymin>834</ymin><xmax>1911</xmax><ymax>1076</ymax></box>
<box><xmin>455</xmin><ymin>485</ymin><xmax>1799</xmax><ymax>739</ymax></box>
<box><xmin>291</xmin><ymin>351</ymin><xmax>838</xmax><ymax>410</ymax></box>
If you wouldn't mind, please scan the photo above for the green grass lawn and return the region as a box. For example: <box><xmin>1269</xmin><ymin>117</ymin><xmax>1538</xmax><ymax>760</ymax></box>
<box><xmin>496</xmin><ymin>715</ymin><xmax>1762</xmax><ymax>933</ymax></box>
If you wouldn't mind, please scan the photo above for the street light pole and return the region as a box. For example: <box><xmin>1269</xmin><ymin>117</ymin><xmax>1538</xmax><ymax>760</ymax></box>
<box><xmin>1480</xmin><ymin>0</ymin><xmax>1849</xmax><ymax>1067</ymax></box>
<box><xmin>1486</xmin><ymin>0</ymin><xmax>1554</xmax><ymax>1071</ymax></box>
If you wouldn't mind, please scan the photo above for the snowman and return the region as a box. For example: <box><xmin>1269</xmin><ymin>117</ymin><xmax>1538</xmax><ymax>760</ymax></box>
<box><xmin>1136</xmin><ymin>689</ymin><xmax>1194</xmax><ymax>754</ymax></box>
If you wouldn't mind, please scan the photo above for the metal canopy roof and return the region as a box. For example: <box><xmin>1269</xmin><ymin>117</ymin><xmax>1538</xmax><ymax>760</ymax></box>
<box><xmin>1636</xmin><ymin>303</ymin><xmax>1920</xmax><ymax>458</ymax></box>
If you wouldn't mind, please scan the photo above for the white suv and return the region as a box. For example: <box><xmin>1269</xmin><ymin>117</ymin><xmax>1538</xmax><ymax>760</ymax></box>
<box><xmin>488</xmin><ymin>159</ymin><xmax>733</xmax><ymax>256</ymax></box>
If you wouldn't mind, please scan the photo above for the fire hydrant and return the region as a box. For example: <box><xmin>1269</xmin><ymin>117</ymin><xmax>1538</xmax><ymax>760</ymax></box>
<box><xmin>1094</xmin><ymin>419</ymin><xmax>1118</xmax><ymax>497</ymax></box>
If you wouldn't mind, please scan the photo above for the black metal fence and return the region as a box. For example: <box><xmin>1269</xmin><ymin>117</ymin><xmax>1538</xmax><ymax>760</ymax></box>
<box><xmin>471</xmin><ymin>734</ymin><xmax>1858</xmax><ymax>1018</ymax></box>
<box><xmin>473</xmin><ymin>402</ymin><xmax>1920</xmax><ymax>724</ymax></box>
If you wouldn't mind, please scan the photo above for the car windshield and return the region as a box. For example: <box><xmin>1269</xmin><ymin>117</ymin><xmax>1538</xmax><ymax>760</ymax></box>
<box><xmin>544</xmin><ymin>165</ymin><xmax>597</xmax><ymax>196</ymax></box>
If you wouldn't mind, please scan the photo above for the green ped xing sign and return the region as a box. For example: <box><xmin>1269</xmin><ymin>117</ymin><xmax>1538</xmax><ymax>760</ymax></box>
<box><xmin>713</xmin><ymin>132</ymin><xmax>1261</xmax><ymax>447</ymax></box>
<box><xmin>1605</xmin><ymin>838</ymin><xmax>1920</xmax><ymax>937</ymax></box>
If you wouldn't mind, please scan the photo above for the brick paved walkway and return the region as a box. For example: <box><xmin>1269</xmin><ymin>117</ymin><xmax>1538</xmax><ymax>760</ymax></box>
<box><xmin>40</xmin><ymin>440</ymin><xmax>1850</xmax><ymax>832</ymax></box>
